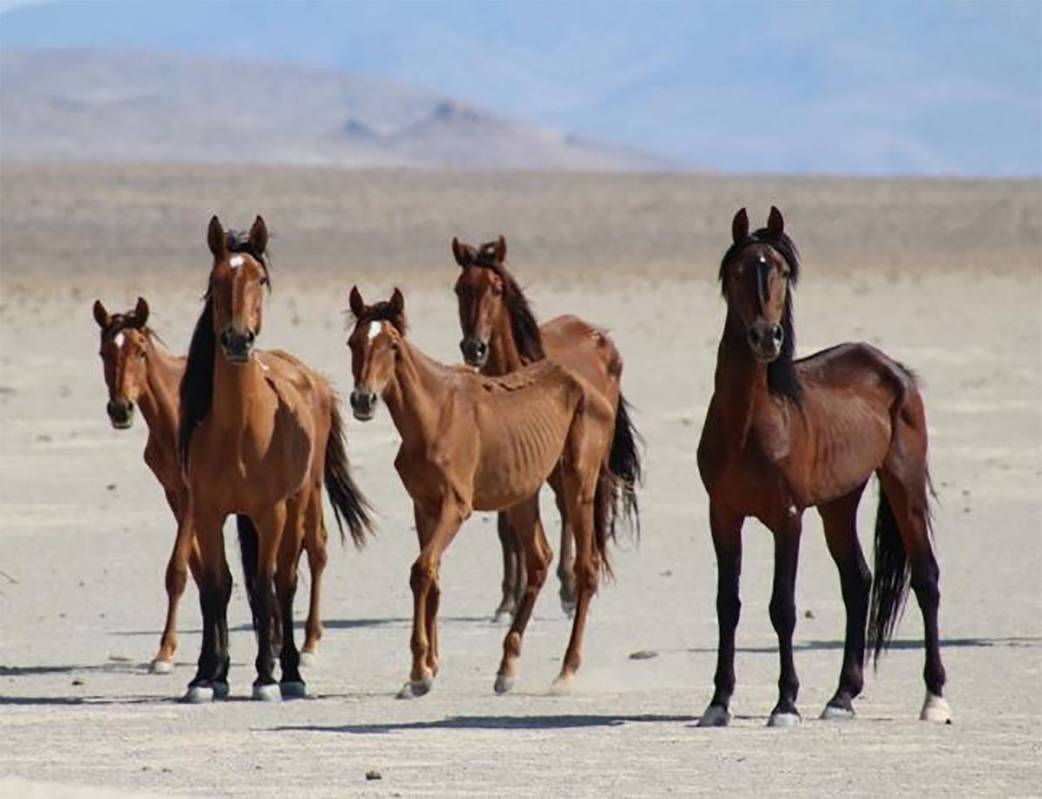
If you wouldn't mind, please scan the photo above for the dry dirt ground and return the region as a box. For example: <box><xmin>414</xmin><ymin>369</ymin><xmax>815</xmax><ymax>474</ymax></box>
<box><xmin>1</xmin><ymin>167</ymin><xmax>1040</xmax><ymax>797</ymax></box>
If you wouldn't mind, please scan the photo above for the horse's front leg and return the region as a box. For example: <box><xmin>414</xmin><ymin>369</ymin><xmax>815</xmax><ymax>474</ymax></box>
<box><xmin>249</xmin><ymin>501</ymin><xmax>287</xmax><ymax>702</ymax></box>
<box><xmin>766</xmin><ymin>513</ymin><xmax>803</xmax><ymax>727</ymax></box>
<box><xmin>154</xmin><ymin>489</ymin><xmax>197</xmax><ymax>673</ymax></box>
<box><xmin>698</xmin><ymin>504</ymin><xmax>744</xmax><ymax>727</ymax></box>
<box><xmin>183</xmin><ymin>507</ymin><xmax>231</xmax><ymax>703</ymax></box>
<box><xmin>492</xmin><ymin>512</ymin><xmax>521</xmax><ymax>623</ymax></box>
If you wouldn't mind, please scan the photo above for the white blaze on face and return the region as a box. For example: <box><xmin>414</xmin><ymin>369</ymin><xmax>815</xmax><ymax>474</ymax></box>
<box><xmin>114</xmin><ymin>332</ymin><xmax>125</xmax><ymax>348</ymax></box>
<box><xmin>229</xmin><ymin>255</ymin><xmax>245</xmax><ymax>269</ymax></box>
<box><xmin>367</xmin><ymin>321</ymin><xmax>382</xmax><ymax>342</ymax></box>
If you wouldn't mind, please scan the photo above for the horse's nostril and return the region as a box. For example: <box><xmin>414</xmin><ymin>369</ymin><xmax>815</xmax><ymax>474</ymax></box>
<box><xmin>771</xmin><ymin>325</ymin><xmax>784</xmax><ymax>345</ymax></box>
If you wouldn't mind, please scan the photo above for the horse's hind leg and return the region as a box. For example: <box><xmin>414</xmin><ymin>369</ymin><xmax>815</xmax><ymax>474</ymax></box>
<box><xmin>301</xmin><ymin>490</ymin><xmax>328</xmax><ymax>664</ymax></box>
<box><xmin>818</xmin><ymin>483</ymin><xmax>871</xmax><ymax>720</ymax></box>
<box><xmin>277</xmin><ymin>497</ymin><xmax>308</xmax><ymax>699</ymax></box>
<box><xmin>492</xmin><ymin>512</ymin><xmax>524</xmax><ymax>623</ymax></box>
<box><xmin>494</xmin><ymin>496</ymin><xmax>552</xmax><ymax>694</ymax></box>
<box><xmin>550</xmin><ymin>468</ymin><xmax>577</xmax><ymax>617</ymax></box>
<box><xmin>766</xmin><ymin>515</ymin><xmax>803</xmax><ymax>727</ymax></box>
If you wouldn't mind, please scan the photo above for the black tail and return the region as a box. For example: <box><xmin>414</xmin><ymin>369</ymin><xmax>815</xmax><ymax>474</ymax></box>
<box><xmin>607</xmin><ymin>393</ymin><xmax>643</xmax><ymax>539</ymax></box>
<box><xmin>593</xmin><ymin>465</ymin><xmax>615</xmax><ymax>579</ymax></box>
<box><xmin>324</xmin><ymin>401</ymin><xmax>374</xmax><ymax>548</ymax></box>
<box><xmin>867</xmin><ymin>486</ymin><xmax>911</xmax><ymax>665</ymax></box>
<box><xmin>236</xmin><ymin>514</ymin><xmax>261</xmax><ymax>632</ymax></box>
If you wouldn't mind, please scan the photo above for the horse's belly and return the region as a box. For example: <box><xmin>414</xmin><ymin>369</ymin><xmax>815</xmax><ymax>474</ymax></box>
<box><xmin>471</xmin><ymin>459</ymin><xmax>553</xmax><ymax>512</ymax></box>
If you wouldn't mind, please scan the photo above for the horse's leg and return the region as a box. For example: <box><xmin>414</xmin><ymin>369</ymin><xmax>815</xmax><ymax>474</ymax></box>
<box><xmin>550</xmin><ymin>468</ymin><xmax>577</xmax><ymax>617</ymax></box>
<box><xmin>766</xmin><ymin>515</ymin><xmax>803</xmax><ymax>727</ymax></box>
<box><xmin>301</xmin><ymin>487</ymin><xmax>327</xmax><ymax>664</ymax></box>
<box><xmin>818</xmin><ymin>484</ymin><xmax>871</xmax><ymax>720</ymax></box>
<box><xmin>184</xmin><ymin>508</ymin><xmax>231</xmax><ymax>703</ymax></box>
<box><xmin>249</xmin><ymin>501</ymin><xmax>287</xmax><ymax>702</ymax></box>
<box><xmin>400</xmin><ymin>503</ymin><xmax>462</xmax><ymax>699</ymax></box>
<box><xmin>879</xmin><ymin>466</ymin><xmax>950</xmax><ymax>722</ymax></box>
<box><xmin>494</xmin><ymin>496</ymin><xmax>552</xmax><ymax>693</ymax></box>
<box><xmin>153</xmin><ymin>489</ymin><xmax>194</xmax><ymax>673</ymax></box>
<box><xmin>492</xmin><ymin>512</ymin><xmax>520</xmax><ymax>622</ymax></box>
<box><xmin>277</xmin><ymin>496</ymin><xmax>307</xmax><ymax>699</ymax></box>
<box><xmin>698</xmin><ymin>504</ymin><xmax>744</xmax><ymax>727</ymax></box>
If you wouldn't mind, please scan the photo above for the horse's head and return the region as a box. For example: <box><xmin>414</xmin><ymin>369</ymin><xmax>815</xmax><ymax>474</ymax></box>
<box><xmin>452</xmin><ymin>235</ymin><xmax>508</xmax><ymax>367</ymax></box>
<box><xmin>346</xmin><ymin>286</ymin><xmax>406</xmax><ymax>421</ymax></box>
<box><xmin>92</xmin><ymin>296</ymin><xmax>151</xmax><ymax>429</ymax></box>
<box><xmin>206</xmin><ymin>215</ymin><xmax>270</xmax><ymax>364</ymax></box>
<box><xmin>720</xmin><ymin>207</ymin><xmax>798</xmax><ymax>363</ymax></box>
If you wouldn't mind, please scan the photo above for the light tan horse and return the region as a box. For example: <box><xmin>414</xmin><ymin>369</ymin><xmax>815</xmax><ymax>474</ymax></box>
<box><xmin>346</xmin><ymin>286</ymin><xmax>620</xmax><ymax>698</ymax></box>
<box><xmin>178</xmin><ymin>216</ymin><xmax>371</xmax><ymax>702</ymax></box>
<box><xmin>452</xmin><ymin>236</ymin><xmax>642</xmax><ymax>619</ymax></box>
<box><xmin>92</xmin><ymin>298</ymin><xmax>336</xmax><ymax>672</ymax></box>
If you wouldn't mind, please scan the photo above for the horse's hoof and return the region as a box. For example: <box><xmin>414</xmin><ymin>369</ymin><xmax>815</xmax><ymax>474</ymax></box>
<box><xmin>560</xmin><ymin>598</ymin><xmax>577</xmax><ymax>619</ymax></box>
<box><xmin>182</xmin><ymin>684</ymin><xmax>214</xmax><ymax>704</ymax></box>
<box><xmin>396</xmin><ymin>677</ymin><xmax>432</xmax><ymax>699</ymax></box>
<box><xmin>766</xmin><ymin>711</ymin><xmax>801</xmax><ymax>728</ymax></box>
<box><xmin>150</xmin><ymin>659</ymin><xmax>174</xmax><ymax>675</ymax></box>
<box><xmin>213</xmin><ymin>681</ymin><xmax>230</xmax><ymax>701</ymax></box>
<box><xmin>697</xmin><ymin>704</ymin><xmax>731</xmax><ymax>727</ymax></box>
<box><xmin>820</xmin><ymin>703</ymin><xmax>855</xmax><ymax>721</ymax></box>
<box><xmin>494</xmin><ymin>674</ymin><xmax>515</xmax><ymax>695</ymax></box>
<box><xmin>491</xmin><ymin>609</ymin><xmax>513</xmax><ymax>624</ymax></box>
<box><xmin>252</xmin><ymin>682</ymin><xmax>282</xmax><ymax>702</ymax></box>
<box><xmin>919</xmin><ymin>692</ymin><xmax>952</xmax><ymax>724</ymax></box>
<box><xmin>549</xmin><ymin>674</ymin><xmax>574</xmax><ymax>696</ymax></box>
<box><xmin>298</xmin><ymin>651</ymin><xmax>317</xmax><ymax>669</ymax></box>
<box><xmin>280</xmin><ymin>681</ymin><xmax>307</xmax><ymax>700</ymax></box>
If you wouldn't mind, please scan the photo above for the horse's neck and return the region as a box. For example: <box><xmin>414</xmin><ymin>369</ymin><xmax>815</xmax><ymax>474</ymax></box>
<box><xmin>712</xmin><ymin>315</ymin><xmax>769</xmax><ymax>443</ymax></box>
<box><xmin>139</xmin><ymin>338</ymin><xmax>182</xmax><ymax>443</ymax></box>
<box><xmin>211</xmin><ymin>350</ymin><xmax>267</xmax><ymax>430</ymax></box>
<box><xmin>384</xmin><ymin>339</ymin><xmax>452</xmax><ymax>446</ymax></box>
<box><xmin>484</xmin><ymin>310</ymin><xmax>526</xmax><ymax>375</ymax></box>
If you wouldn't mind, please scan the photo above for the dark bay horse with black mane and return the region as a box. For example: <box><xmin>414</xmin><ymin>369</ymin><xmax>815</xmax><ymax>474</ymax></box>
<box><xmin>697</xmin><ymin>207</ymin><xmax>950</xmax><ymax>727</ymax></box>
<box><xmin>177</xmin><ymin>215</ymin><xmax>371</xmax><ymax>702</ymax></box>
<box><xmin>452</xmin><ymin>236</ymin><xmax>642</xmax><ymax>619</ymax></box>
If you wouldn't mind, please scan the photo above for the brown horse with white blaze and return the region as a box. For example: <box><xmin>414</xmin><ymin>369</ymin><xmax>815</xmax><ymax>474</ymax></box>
<box><xmin>451</xmin><ymin>236</ymin><xmax>642</xmax><ymax>620</ymax></box>
<box><xmin>178</xmin><ymin>215</ymin><xmax>372</xmax><ymax>703</ymax></box>
<box><xmin>92</xmin><ymin>297</ymin><xmax>338</xmax><ymax>672</ymax></box>
<box><xmin>347</xmin><ymin>286</ymin><xmax>619</xmax><ymax>698</ymax></box>
<box><xmin>696</xmin><ymin>207</ymin><xmax>949</xmax><ymax>727</ymax></box>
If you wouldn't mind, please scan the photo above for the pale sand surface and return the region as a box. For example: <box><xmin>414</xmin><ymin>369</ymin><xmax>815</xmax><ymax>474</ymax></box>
<box><xmin>1</xmin><ymin>167</ymin><xmax>1040</xmax><ymax>796</ymax></box>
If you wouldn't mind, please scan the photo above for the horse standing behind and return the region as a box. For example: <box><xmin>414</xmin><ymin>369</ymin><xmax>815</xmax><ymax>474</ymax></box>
<box><xmin>178</xmin><ymin>215</ymin><xmax>371</xmax><ymax>702</ymax></box>
<box><xmin>346</xmin><ymin>286</ymin><xmax>620</xmax><ymax>698</ymax></box>
<box><xmin>92</xmin><ymin>297</ymin><xmax>339</xmax><ymax>672</ymax></box>
<box><xmin>696</xmin><ymin>207</ymin><xmax>950</xmax><ymax>727</ymax></box>
<box><xmin>451</xmin><ymin>236</ymin><xmax>642</xmax><ymax>620</ymax></box>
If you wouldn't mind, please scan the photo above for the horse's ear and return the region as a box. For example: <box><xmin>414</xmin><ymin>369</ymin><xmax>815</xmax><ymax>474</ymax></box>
<box><xmin>349</xmin><ymin>286</ymin><xmax>366</xmax><ymax>318</ymax></box>
<box><xmin>451</xmin><ymin>237</ymin><xmax>473</xmax><ymax>267</ymax></box>
<box><xmin>390</xmin><ymin>287</ymin><xmax>405</xmax><ymax>316</ymax></box>
<box><xmin>92</xmin><ymin>300</ymin><xmax>110</xmax><ymax>329</ymax></box>
<box><xmin>494</xmin><ymin>235</ymin><xmax>507</xmax><ymax>263</ymax></box>
<box><xmin>767</xmin><ymin>206</ymin><xmax>784</xmax><ymax>238</ymax></box>
<box><xmin>249</xmin><ymin>215</ymin><xmax>268</xmax><ymax>254</ymax></box>
<box><xmin>207</xmin><ymin>215</ymin><xmax>226</xmax><ymax>259</ymax></box>
<box><xmin>132</xmin><ymin>297</ymin><xmax>150</xmax><ymax>327</ymax></box>
<box><xmin>732</xmin><ymin>208</ymin><xmax>749</xmax><ymax>243</ymax></box>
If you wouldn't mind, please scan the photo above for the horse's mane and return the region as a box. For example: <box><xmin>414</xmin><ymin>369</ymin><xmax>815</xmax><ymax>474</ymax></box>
<box><xmin>719</xmin><ymin>227</ymin><xmax>802</xmax><ymax>403</ymax></box>
<box><xmin>353</xmin><ymin>300</ymin><xmax>408</xmax><ymax>335</ymax></box>
<box><xmin>178</xmin><ymin>230</ymin><xmax>272</xmax><ymax>466</ymax></box>
<box><xmin>471</xmin><ymin>242</ymin><xmax>544</xmax><ymax>363</ymax></box>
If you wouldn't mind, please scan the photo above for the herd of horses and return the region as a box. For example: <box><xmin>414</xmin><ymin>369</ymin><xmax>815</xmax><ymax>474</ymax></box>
<box><xmin>92</xmin><ymin>207</ymin><xmax>950</xmax><ymax>725</ymax></box>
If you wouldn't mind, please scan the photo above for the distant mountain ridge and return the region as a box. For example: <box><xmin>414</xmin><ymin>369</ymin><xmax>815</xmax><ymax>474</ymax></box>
<box><xmin>0</xmin><ymin>48</ymin><xmax>676</xmax><ymax>171</ymax></box>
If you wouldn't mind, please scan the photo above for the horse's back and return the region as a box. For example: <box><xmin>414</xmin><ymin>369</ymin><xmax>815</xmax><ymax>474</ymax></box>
<box><xmin>541</xmin><ymin>314</ymin><xmax>622</xmax><ymax>403</ymax></box>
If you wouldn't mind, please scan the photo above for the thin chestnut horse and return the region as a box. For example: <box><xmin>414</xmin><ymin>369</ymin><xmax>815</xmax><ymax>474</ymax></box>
<box><xmin>178</xmin><ymin>215</ymin><xmax>372</xmax><ymax>702</ymax></box>
<box><xmin>697</xmin><ymin>207</ymin><xmax>950</xmax><ymax>727</ymax></box>
<box><xmin>347</xmin><ymin>287</ymin><xmax>619</xmax><ymax>697</ymax></box>
<box><xmin>92</xmin><ymin>298</ymin><xmax>336</xmax><ymax>672</ymax></box>
<box><xmin>451</xmin><ymin>236</ymin><xmax>642</xmax><ymax>620</ymax></box>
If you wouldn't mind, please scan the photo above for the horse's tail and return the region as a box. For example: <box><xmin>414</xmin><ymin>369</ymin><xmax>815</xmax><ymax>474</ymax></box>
<box><xmin>867</xmin><ymin>485</ymin><xmax>912</xmax><ymax>665</ymax></box>
<box><xmin>324</xmin><ymin>400</ymin><xmax>373</xmax><ymax>548</ymax></box>
<box><xmin>607</xmin><ymin>393</ymin><xmax>643</xmax><ymax>539</ymax></box>
<box><xmin>593</xmin><ymin>464</ymin><xmax>615</xmax><ymax>579</ymax></box>
<box><xmin>236</xmin><ymin>514</ymin><xmax>261</xmax><ymax>632</ymax></box>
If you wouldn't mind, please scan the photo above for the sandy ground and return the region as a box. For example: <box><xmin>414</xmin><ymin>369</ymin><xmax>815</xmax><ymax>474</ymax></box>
<box><xmin>1</xmin><ymin>168</ymin><xmax>1041</xmax><ymax>796</ymax></box>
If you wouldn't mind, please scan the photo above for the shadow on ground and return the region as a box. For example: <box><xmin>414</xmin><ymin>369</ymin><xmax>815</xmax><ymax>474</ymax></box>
<box><xmin>274</xmin><ymin>713</ymin><xmax>697</xmax><ymax>735</ymax></box>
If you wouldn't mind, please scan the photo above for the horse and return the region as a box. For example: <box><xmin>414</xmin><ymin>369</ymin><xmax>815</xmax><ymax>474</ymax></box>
<box><xmin>346</xmin><ymin>286</ymin><xmax>620</xmax><ymax>698</ymax></box>
<box><xmin>696</xmin><ymin>206</ymin><xmax>950</xmax><ymax>727</ymax></box>
<box><xmin>92</xmin><ymin>298</ymin><xmax>336</xmax><ymax>672</ymax></box>
<box><xmin>451</xmin><ymin>236</ymin><xmax>642</xmax><ymax>620</ymax></box>
<box><xmin>177</xmin><ymin>215</ymin><xmax>372</xmax><ymax>702</ymax></box>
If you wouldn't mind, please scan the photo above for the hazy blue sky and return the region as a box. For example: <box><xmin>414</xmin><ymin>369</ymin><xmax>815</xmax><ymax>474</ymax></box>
<box><xmin>2</xmin><ymin>0</ymin><xmax>1039</xmax><ymax>175</ymax></box>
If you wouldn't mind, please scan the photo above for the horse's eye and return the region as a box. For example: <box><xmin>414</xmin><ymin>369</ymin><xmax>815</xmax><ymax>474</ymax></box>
<box><xmin>491</xmin><ymin>285</ymin><xmax>503</xmax><ymax>297</ymax></box>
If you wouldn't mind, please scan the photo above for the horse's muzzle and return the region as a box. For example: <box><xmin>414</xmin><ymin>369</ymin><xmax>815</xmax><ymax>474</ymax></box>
<box><xmin>107</xmin><ymin>399</ymin><xmax>134</xmax><ymax>429</ymax></box>
<box><xmin>350</xmin><ymin>389</ymin><xmax>378</xmax><ymax>421</ymax></box>
<box><xmin>748</xmin><ymin>323</ymin><xmax>784</xmax><ymax>362</ymax></box>
<box><xmin>219</xmin><ymin>328</ymin><xmax>256</xmax><ymax>363</ymax></box>
<box><xmin>460</xmin><ymin>336</ymin><xmax>489</xmax><ymax>368</ymax></box>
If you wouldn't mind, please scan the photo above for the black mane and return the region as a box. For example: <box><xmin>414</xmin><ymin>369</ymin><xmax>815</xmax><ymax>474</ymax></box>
<box><xmin>177</xmin><ymin>230</ymin><xmax>273</xmax><ymax>466</ymax></box>
<box><xmin>719</xmin><ymin>227</ymin><xmax>802</xmax><ymax>403</ymax></box>
<box><xmin>471</xmin><ymin>245</ymin><xmax>544</xmax><ymax>363</ymax></box>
